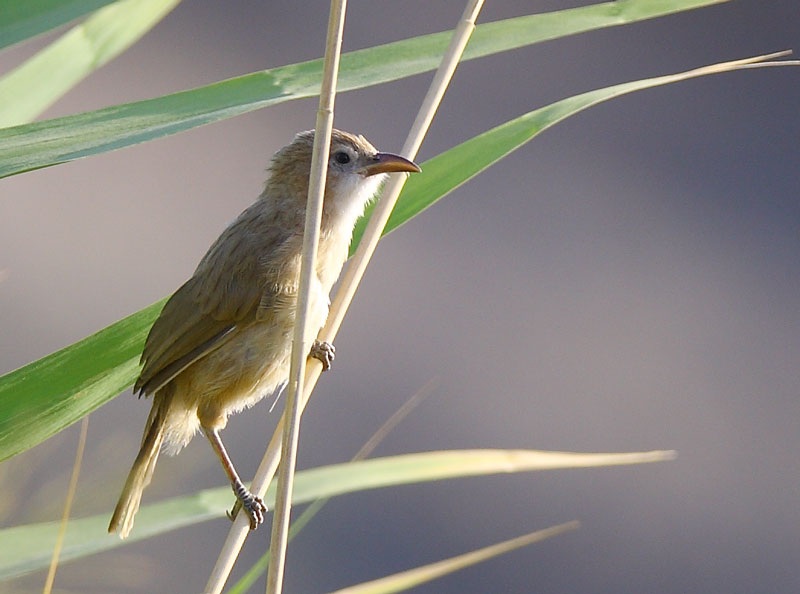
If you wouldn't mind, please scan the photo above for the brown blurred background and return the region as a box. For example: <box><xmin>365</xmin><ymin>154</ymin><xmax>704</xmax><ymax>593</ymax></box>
<box><xmin>1</xmin><ymin>1</ymin><xmax>799</xmax><ymax>592</ymax></box>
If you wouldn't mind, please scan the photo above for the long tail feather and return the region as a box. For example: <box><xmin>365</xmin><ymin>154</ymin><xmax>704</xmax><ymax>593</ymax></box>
<box><xmin>108</xmin><ymin>395</ymin><xmax>171</xmax><ymax>538</ymax></box>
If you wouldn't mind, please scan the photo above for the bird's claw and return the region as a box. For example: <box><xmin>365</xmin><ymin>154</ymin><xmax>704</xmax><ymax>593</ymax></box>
<box><xmin>310</xmin><ymin>340</ymin><xmax>335</xmax><ymax>371</ymax></box>
<box><xmin>231</xmin><ymin>484</ymin><xmax>267</xmax><ymax>530</ymax></box>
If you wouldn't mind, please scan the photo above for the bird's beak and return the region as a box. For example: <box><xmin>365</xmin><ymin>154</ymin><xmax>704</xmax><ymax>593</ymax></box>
<box><xmin>362</xmin><ymin>152</ymin><xmax>421</xmax><ymax>176</ymax></box>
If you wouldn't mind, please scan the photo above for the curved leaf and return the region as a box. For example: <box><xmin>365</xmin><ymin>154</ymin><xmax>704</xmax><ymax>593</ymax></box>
<box><xmin>0</xmin><ymin>448</ymin><xmax>673</xmax><ymax>579</ymax></box>
<box><xmin>0</xmin><ymin>0</ymin><xmax>727</xmax><ymax>179</ymax></box>
<box><xmin>362</xmin><ymin>53</ymin><xmax>795</xmax><ymax>248</ymax></box>
<box><xmin>0</xmin><ymin>301</ymin><xmax>162</xmax><ymax>460</ymax></box>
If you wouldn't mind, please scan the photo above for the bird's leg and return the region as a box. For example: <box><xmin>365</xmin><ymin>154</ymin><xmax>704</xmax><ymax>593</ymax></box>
<box><xmin>202</xmin><ymin>426</ymin><xmax>266</xmax><ymax>529</ymax></box>
<box><xmin>310</xmin><ymin>340</ymin><xmax>335</xmax><ymax>371</ymax></box>
<box><xmin>226</xmin><ymin>340</ymin><xmax>334</xmax><ymax>522</ymax></box>
<box><xmin>221</xmin><ymin>342</ymin><xmax>332</xmax><ymax>522</ymax></box>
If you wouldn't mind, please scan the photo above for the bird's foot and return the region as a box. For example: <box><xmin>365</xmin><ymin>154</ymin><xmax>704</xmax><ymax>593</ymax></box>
<box><xmin>228</xmin><ymin>482</ymin><xmax>267</xmax><ymax>530</ymax></box>
<box><xmin>310</xmin><ymin>340</ymin><xmax>335</xmax><ymax>371</ymax></box>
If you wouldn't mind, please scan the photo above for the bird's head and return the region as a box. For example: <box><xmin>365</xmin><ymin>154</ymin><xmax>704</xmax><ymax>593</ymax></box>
<box><xmin>268</xmin><ymin>129</ymin><xmax>420</xmax><ymax>228</ymax></box>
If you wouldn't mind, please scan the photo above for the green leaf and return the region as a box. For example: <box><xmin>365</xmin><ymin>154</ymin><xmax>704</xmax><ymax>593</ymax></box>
<box><xmin>0</xmin><ymin>449</ymin><xmax>673</xmax><ymax>579</ymax></box>
<box><xmin>0</xmin><ymin>0</ymin><xmax>728</xmax><ymax>179</ymax></box>
<box><xmin>0</xmin><ymin>0</ymin><xmax>118</xmax><ymax>51</ymax></box>
<box><xmin>358</xmin><ymin>52</ymin><xmax>795</xmax><ymax>250</ymax></box>
<box><xmin>0</xmin><ymin>0</ymin><xmax>181</xmax><ymax>127</ymax></box>
<box><xmin>0</xmin><ymin>301</ymin><xmax>162</xmax><ymax>461</ymax></box>
<box><xmin>0</xmin><ymin>53</ymin><xmax>791</xmax><ymax>463</ymax></box>
<box><xmin>327</xmin><ymin>522</ymin><xmax>580</xmax><ymax>594</ymax></box>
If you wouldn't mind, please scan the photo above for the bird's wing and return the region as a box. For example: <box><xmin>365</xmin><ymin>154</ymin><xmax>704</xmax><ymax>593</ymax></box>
<box><xmin>135</xmin><ymin>223</ymin><xmax>300</xmax><ymax>397</ymax></box>
<box><xmin>134</xmin><ymin>278</ymin><xmax>242</xmax><ymax>397</ymax></box>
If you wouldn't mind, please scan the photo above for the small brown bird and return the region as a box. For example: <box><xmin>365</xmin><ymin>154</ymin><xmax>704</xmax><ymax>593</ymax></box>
<box><xmin>109</xmin><ymin>129</ymin><xmax>420</xmax><ymax>538</ymax></box>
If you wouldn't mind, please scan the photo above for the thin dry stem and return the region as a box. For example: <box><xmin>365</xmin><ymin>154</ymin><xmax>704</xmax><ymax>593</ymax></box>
<box><xmin>264</xmin><ymin>2</ymin><xmax>348</xmax><ymax>593</ymax></box>
<box><xmin>325</xmin><ymin>0</ymin><xmax>485</xmax><ymax>335</ymax></box>
<box><xmin>353</xmin><ymin>377</ymin><xmax>437</xmax><ymax>461</ymax></box>
<box><xmin>43</xmin><ymin>417</ymin><xmax>88</xmax><ymax>594</ymax></box>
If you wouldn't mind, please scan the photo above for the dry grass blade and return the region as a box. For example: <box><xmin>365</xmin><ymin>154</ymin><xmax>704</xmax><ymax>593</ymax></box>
<box><xmin>352</xmin><ymin>377</ymin><xmax>437</xmax><ymax>461</ymax></box>
<box><xmin>42</xmin><ymin>417</ymin><xmax>88</xmax><ymax>594</ymax></box>
<box><xmin>326</xmin><ymin>522</ymin><xmax>581</xmax><ymax>594</ymax></box>
<box><xmin>264</xmin><ymin>2</ymin><xmax>348</xmax><ymax>594</ymax></box>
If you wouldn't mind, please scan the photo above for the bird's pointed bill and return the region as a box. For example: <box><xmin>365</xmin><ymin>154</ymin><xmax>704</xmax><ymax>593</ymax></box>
<box><xmin>363</xmin><ymin>153</ymin><xmax>421</xmax><ymax>176</ymax></box>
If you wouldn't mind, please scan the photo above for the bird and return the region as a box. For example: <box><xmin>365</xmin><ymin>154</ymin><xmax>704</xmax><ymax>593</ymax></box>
<box><xmin>108</xmin><ymin>129</ymin><xmax>420</xmax><ymax>538</ymax></box>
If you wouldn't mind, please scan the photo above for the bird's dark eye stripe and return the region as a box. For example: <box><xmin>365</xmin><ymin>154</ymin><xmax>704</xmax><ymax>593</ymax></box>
<box><xmin>333</xmin><ymin>151</ymin><xmax>350</xmax><ymax>164</ymax></box>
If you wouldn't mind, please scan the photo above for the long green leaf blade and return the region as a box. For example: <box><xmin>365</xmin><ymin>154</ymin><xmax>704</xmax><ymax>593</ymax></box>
<box><xmin>359</xmin><ymin>53</ymin><xmax>796</xmax><ymax>250</ymax></box>
<box><xmin>0</xmin><ymin>449</ymin><xmax>673</xmax><ymax>579</ymax></box>
<box><xmin>0</xmin><ymin>0</ymin><xmax>728</xmax><ymax>179</ymax></box>
<box><xmin>0</xmin><ymin>54</ymin><xmax>790</xmax><ymax>462</ymax></box>
<box><xmin>0</xmin><ymin>0</ymin><xmax>181</xmax><ymax>127</ymax></box>
<box><xmin>0</xmin><ymin>301</ymin><xmax>162</xmax><ymax>460</ymax></box>
<box><xmin>0</xmin><ymin>0</ymin><xmax>118</xmax><ymax>51</ymax></box>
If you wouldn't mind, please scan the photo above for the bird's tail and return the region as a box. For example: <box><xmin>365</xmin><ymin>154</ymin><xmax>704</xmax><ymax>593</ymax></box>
<box><xmin>108</xmin><ymin>394</ymin><xmax>171</xmax><ymax>538</ymax></box>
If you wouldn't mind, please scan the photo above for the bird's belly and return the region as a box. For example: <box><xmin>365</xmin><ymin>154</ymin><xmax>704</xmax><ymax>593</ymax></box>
<box><xmin>194</xmin><ymin>322</ymin><xmax>294</xmax><ymax>412</ymax></box>
<box><xmin>162</xmin><ymin>289</ymin><xmax>328</xmax><ymax>452</ymax></box>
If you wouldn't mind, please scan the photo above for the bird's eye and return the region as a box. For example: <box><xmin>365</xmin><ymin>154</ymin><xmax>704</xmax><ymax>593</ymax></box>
<box><xmin>333</xmin><ymin>151</ymin><xmax>351</xmax><ymax>165</ymax></box>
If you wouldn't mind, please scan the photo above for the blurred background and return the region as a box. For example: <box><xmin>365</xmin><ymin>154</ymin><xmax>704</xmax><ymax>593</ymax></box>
<box><xmin>1</xmin><ymin>1</ymin><xmax>799</xmax><ymax>592</ymax></box>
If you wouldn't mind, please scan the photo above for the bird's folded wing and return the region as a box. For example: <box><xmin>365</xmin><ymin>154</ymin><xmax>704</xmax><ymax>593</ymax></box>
<box><xmin>134</xmin><ymin>275</ymin><xmax>257</xmax><ymax>396</ymax></box>
<box><xmin>135</xmin><ymin>222</ymin><xmax>300</xmax><ymax>397</ymax></box>
<box><xmin>134</xmin><ymin>238</ymin><xmax>296</xmax><ymax>395</ymax></box>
